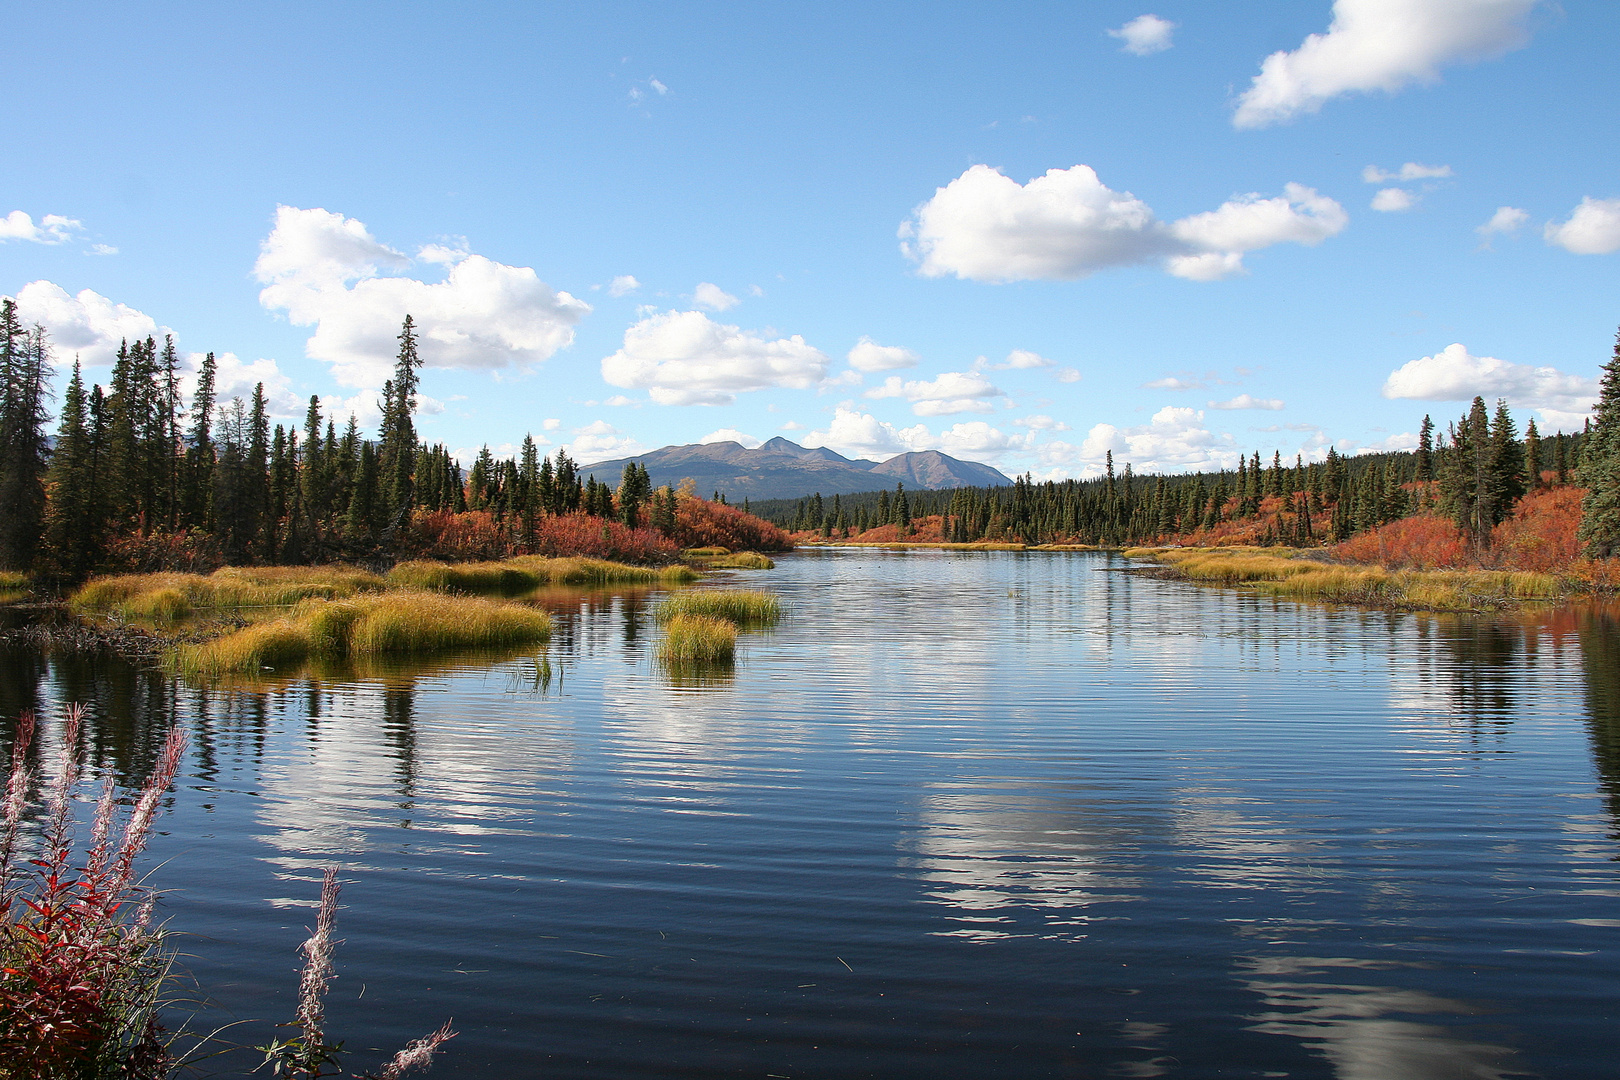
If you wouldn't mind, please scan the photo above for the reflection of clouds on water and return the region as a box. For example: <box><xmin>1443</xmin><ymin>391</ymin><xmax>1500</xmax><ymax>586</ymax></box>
<box><xmin>903</xmin><ymin>784</ymin><xmax>1147</xmax><ymax>941</ymax></box>
<box><xmin>249</xmin><ymin>672</ymin><xmax>579</xmax><ymax>885</ymax></box>
<box><xmin>1169</xmin><ymin>785</ymin><xmax>1325</xmax><ymax>891</ymax></box>
<box><xmin>1241</xmin><ymin>955</ymin><xmax>1527</xmax><ymax>1080</ymax></box>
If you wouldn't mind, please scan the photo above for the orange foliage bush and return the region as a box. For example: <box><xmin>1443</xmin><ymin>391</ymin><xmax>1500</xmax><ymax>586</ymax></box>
<box><xmin>1333</xmin><ymin>514</ymin><xmax>1471</xmax><ymax>569</ymax></box>
<box><xmin>1490</xmin><ymin>486</ymin><xmax>1583</xmax><ymax>572</ymax></box>
<box><xmin>674</xmin><ymin>498</ymin><xmax>792</xmax><ymax>552</ymax></box>
<box><xmin>99</xmin><ymin>529</ymin><xmax>224</xmax><ymax>574</ymax></box>
<box><xmin>408</xmin><ymin>510</ymin><xmax>511</xmax><ymax>560</ymax></box>
<box><xmin>534</xmin><ymin>512</ymin><xmax>680</xmax><ymax>563</ymax></box>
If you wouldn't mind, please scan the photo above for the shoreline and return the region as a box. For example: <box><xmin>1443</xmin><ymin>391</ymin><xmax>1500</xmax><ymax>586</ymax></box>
<box><xmin>1121</xmin><ymin>545</ymin><xmax>1602</xmax><ymax>614</ymax></box>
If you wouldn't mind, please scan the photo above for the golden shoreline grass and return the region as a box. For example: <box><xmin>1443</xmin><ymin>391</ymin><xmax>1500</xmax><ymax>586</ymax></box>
<box><xmin>1123</xmin><ymin>546</ymin><xmax>1577</xmax><ymax>612</ymax></box>
<box><xmin>388</xmin><ymin>556</ymin><xmax>697</xmax><ymax>593</ymax></box>
<box><xmin>655</xmin><ymin>589</ymin><xmax>781</xmax><ymax>627</ymax></box>
<box><xmin>70</xmin><ymin>566</ymin><xmax>387</xmax><ymax>622</ymax></box>
<box><xmin>657</xmin><ymin>614</ymin><xmax>738</xmax><ymax>663</ymax></box>
<box><xmin>170</xmin><ymin>591</ymin><xmax>553</xmax><ymax>677</ymax></box>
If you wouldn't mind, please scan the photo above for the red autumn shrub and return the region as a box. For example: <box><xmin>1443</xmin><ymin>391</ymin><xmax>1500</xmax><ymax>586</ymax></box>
<box><xmin>1333</xmin><ymin>514</ymin><xmax>1470</xmax><ymax>569</ymax></box>
<box><xmin>673</xmin><ymin>499</ymin><xmax>792</xmax><ymax>552</ymax></box>
<box><xmin>534</xmin><ymin>512</ymin><xmax>680</xmax><ymax>564</ymax></box>
<box><xmin>1490</xmin><ymin>486</ymin><xmax>1584</xmax><ymax>572</ymax></box>
<box><xmin>407</xmin><ymin>510</ymin><xmax>513</xmax><ymax>560</ymax></box>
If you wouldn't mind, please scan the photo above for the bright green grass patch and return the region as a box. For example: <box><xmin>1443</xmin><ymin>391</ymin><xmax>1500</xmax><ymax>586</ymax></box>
<box><xmin>657</xmin><ymin>614</ymin><xmax>737</xmax><ymax>663</ymax></box>
<box><xmin>170</xmin><ymin>591</ymin><xmax>552</xmax><ymax>677</ymax></box>
<box><xmin>654</xmin><ymin>589</ymin><xmax>781</xmax><ymax>627</ymax></box>
<box><xmin>701</xmin><ymin>551</ymin><xmax>775</xmax><ymax>569</ymax></box>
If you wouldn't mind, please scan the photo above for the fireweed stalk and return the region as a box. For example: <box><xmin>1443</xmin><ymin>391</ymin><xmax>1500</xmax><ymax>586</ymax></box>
<box><xmin>1</xmin><ymin>708</ymin><xmax>455</xmax><ymax>1079</ymax></box>
<box><xmin>0</xmin><ymin>706</ymin><xmax>186</xmax><ymax>1079</ymax></box>
<box><xmin>258</xmin><ymin>867</ymin><xmax>456</xmax><ymax>1079</ymax></box>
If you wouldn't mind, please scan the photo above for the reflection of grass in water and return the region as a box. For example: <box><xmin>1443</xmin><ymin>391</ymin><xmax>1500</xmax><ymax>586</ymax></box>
<box><xmin>1126</xmin><ymin>546</ymin><xmax>1572</xmax><ymax>611</ymax></box>
<box><xmin>655</xmin><ymin>590</ymin><xmax>780</xmax><ymax>627</ymax></box>
<box><xmin>170</xmin><ymin>591</ymin><xmax>551</xmax><ymax>678</ymax></box>
<box><xmin>660</xmin><ymin>655</ymin><xmax>737</xmax><ymax>689</ymax></box>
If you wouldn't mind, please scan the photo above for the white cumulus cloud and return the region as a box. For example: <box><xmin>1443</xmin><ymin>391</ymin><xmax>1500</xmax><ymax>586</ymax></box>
<box><xmin>255</xmin><ymin>205</ymin><xmax>590</xmax><ymax>388</ymax></box>
<box><xmin>569</xmin><ymin>420</ymin><xmax>646</xmax><ymax>464</ymax></box>
<box><xmin>847</xmin><ymin>337</ymin><xmax>921</xmax><ymax>372</ymax></box>
<box><xmin>1544</xmin><ymin>197</ymin><xmax>1620</xmax><ymax>255</ymax></box>
<box><xmin>600</xmin><ymin>309</ymin><xmax>830</xmax><ymax>406</ymax></box>
<box><xmin>1371</xmin><ymin>187</ymin><xmax>1416</xmax><ymax>212</ymax></box>
<box><xmin>607</xmin><ymin>275</ymin><xmax>641</xmax><ymax>297</ymax></box>
<box><xmin>1108</xmin><ymin>14</ymin><xmax>1176</xmax><ymax>55</ymax></box>
<box><xmin>11</xmin><ymin>280</ymin><xmax>165</xmax><ymax>368</ymax></box>
<box><xmin>700</xmin><ymin>428</ymin><xmax>762</xmax><ymax>448</ymax></box>
<box><xmin>864</xmin><ymin>370</ymin><xmax>1004</xmax><ymax>416</ymax></box>
<box><xmin>1232</xmin><ymin>0</ymin><xmax>1536</xmax><ymax>129</ymax></box>
<box><xmin>1381</xmin><ymin>342</ymin><xmax>1598</xmax><ymax>430</ymax></box>
<box><xmin>1477</xmin><ymin>206</ymin><xmax>1528</xmax><ymax>237</ymax></box>
<box><xmin>902</xmin><ymin>165</ymin><xmax>1345</xmax><ymax>283</ymax></box>
<box><xmin>1362</xmin><ymin>162</ymin><xmax>1453</xmax><ymax>183</ymax></box>
<box><xmin>1209</xmin><ymin>394</ymin><xmax>1286</xmax><ymax>410</ymax></box>
<box><xmin>1076</xmin><ymin>406</ymin><xmax>1241</xmax><ymax>473</ymax></box>
<box><xmin>802</xmin><ymin>406</ymin><xmax>1028</xmax><ymax>462</ymax></box>
<box><xmin>977</xmin><ymin>348</ymin><xmax>1055</xmax><ymax>372</ymax></box>
<box><xmin>692</xmin><ymin>282</ymin><xmax>739</xmax><ymax>311</ymax></box>
<box><xmin>0</xmin><ymin>211</ymin><xmax>82</xmax><ymax>245</ymax></box>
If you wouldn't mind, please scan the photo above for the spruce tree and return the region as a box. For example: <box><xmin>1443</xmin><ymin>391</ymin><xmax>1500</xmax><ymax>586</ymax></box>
<box><xmin>182</xmin><ymin>351</ymin><xmax>217</xmax><ymax>531</ymax></box>
<box><xmin>0</xmin><ymin>305</ymin><xmax>52</xmax><ymax>570</ymax></box>
<box><xmin>1578</xmin><ymin>328</ymin><xmax>1620</xmax><ymax>557</ymax></box>
<box><xmin>379</xmin><ymin>315</ymin><xmax>422</xmax><ymax>518</ymax></box>
<box><xmin>1524</xmin><ymin>418</ymin><xmax>1542</xmax><ymax>490</ymax></box>
<box><xmin>40</xmin><ymin>361</ymin><xmax>99</xmax><ymax>579</ymax></box>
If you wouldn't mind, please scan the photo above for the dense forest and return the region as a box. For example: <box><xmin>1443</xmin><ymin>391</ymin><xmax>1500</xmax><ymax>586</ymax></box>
<box><xmin>3</xmin><ymin>297</ymin><xmax>1620</xmax><ymax>579</ymax></box>
<box><xmin>753</xmin><ymin>330</ymin><xmax>1620</xmax><ymax>565</ymax></box>
<box><xmin>752</xmin><ymin>419</ymin><xmax>1584</xmax><ymax>546</ymax></box>
<box><xmin>0</xmin><ymin>305</ymin><xmax>787</xmax><ymax>581</ymax></box>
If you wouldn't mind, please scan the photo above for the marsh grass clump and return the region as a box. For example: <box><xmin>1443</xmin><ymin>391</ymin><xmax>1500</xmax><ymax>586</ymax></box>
<box><xmin>681</xmin><ymin>547</ymin><xmax>729</xmax><ymax>558</ymax></box>
<box><xmin>0</xmin><ymin>570</ymin><xmax>28</xmax><ymax>603</ymax></box>
<box><xmin>655</xmin><ymin>589</ymin><xmax>781</xmax><ymax>627</ymax></box>
<box><xmin>71</xmin><ymin>567</ymin><xmax>383</xmax><ymax>623</ymax></box>
<box><xmin>701</xmin><ymin>551</ymin><xmax>775</xmax><ymax>569</ymax></box>
<box><xmin>389</xmin><ymin>557</ymin><xmax>696</xmax><ymax>595</ymax></box>
<box><xmin>171</xmin><ymin>592</ymin><xmax>552</xmax><ymax>677</ymax></box>
<box><xmin>657</xmin><ymin>614</ymin><xmax>737</xmax><ymax>663</ymax></box>
<box><xmin>1129</xmin><ymin>545</ymin><xmax>1575</xmax><ymax>612</ymax></box>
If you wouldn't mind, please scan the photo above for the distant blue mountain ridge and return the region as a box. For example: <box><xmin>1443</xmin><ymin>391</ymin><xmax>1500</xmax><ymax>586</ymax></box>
<box><xmin>583</xmin><ymin>437</ymin><xmax>1012</xmax><ymax>501</ymax></box>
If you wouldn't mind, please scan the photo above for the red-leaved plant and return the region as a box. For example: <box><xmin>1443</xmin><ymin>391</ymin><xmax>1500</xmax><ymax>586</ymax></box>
<box><xmin>0</xmin><ymin>706</ymin><xmax>186</xmax><ymax>1079</ymax></box>
<box><xmin>1</xmin><ymin>710</ymin><xmax>454</xmax><ymax>1079</ymax></box>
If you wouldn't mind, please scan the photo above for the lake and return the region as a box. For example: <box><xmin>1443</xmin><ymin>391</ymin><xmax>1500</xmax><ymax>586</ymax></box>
<box><xmin>3</xmin><ymin>548</ymin><xmax>1617</xmax><ymax>1078</ymax></box>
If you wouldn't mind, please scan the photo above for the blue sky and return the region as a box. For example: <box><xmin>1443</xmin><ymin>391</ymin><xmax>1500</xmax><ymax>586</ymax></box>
<box><xmin>3</xmin><ymin>0</ymin><xmax>1618</xmax><ymax>478</ymax></box>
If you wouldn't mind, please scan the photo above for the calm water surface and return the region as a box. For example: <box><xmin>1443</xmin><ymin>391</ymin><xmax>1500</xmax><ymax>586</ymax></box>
<box><xmin>3</xmin><ymin>549</ymin><xmax>1618</xmax><ymax>1078</ymax></box>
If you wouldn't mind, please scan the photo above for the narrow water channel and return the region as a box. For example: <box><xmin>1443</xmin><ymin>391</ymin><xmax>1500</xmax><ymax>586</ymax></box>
<box><xmin>3</xmin><ymin>549</ymin><xmax>1616</xmax><ymax>1078</ymax></box>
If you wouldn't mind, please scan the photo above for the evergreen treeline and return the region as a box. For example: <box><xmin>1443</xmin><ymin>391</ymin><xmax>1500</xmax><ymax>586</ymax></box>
<box><xmin>753</xmin><ymin>405</ymin><xmax>1595</xmax><ymax>550</ymax></box>
<box><xmin>0</xmin><ymin>310</ymin><xmax>672</xmax><ymax>579</ymax></box>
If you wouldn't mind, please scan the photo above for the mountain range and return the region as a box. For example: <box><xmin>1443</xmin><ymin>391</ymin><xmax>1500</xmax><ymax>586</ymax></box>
<box><xmin>582</xmin><ymin>437</ymin><xmax>1013</xmax><ymax>501</ymax></box>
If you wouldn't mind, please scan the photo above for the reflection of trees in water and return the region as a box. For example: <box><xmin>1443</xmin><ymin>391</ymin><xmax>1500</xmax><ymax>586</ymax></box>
<box><xmin>1433</xmin><ymin>619</ymin><xmax>1527</xmax><ymax>729</ymax></box>
<box><xmin>0</xmin><ymin>646</ymin><xmax>183</xmax><ymax>790</ymax></box>
<box><xmin>1576</xmin><ymin>610</ymin><xmax>1620</xmax><ymax>842</ymax></box>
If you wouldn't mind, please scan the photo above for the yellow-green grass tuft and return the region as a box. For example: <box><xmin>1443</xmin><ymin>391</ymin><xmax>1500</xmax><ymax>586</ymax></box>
<box><xmin>71</xmin><ymin>567</ymin><xmax>382</xmax><ymax>621</ymax></box>
<box><xmin>0</xmin><ymin>569</ymin><xmax>29</xmax><ymax>603</ymax></box>
<box><xmin>391</xmin><ymin>556</ymin><xmax>698</xmax><ymax>594</ymax></box>
<box><xmin>657</xmin><ymin>614</ymin><xmax>737</xmax><ymax>663</ymax></box>
<box><xmin>702</xmin><ymin>551</ymin><xmax>775</xmax><ymax>569</ymax></box>
<box><xmin>681</xmin><ymin>547</ymin><xmax>730</xmax><ymax>558</ymax></box>
<box><xmin>1135</xmin><ymin>545</ymin><xmax>1574</xmax><ymax>612</ymax></box>
<box><xmin>170</xmin><ymin>591</ymin><xmax>552</xmax><ymax>677</ymax></box>
<box><xmin>655</xmin><ymin>589</ymin><xmax>781</xmax><ymax>627</ymax></box>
